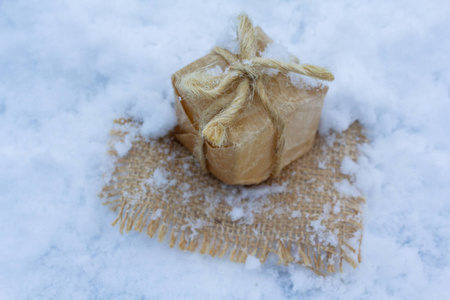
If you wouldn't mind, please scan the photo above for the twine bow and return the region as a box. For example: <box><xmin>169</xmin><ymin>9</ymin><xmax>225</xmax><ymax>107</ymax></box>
<box><xmin>179</xmin><ymin>14</ymin><xmax>334</xmax><ymax>177</ymax></box>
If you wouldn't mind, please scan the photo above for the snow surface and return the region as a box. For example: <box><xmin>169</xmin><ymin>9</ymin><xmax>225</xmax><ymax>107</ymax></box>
<box><xmin>1</xmin><ymin>0</ymin><xmax>450</xmax><ymax>299</ymax></box>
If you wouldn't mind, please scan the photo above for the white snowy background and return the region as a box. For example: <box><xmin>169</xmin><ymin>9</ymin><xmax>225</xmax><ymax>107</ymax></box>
<box><xmin>1</xmin><ymin>0</ymin><xmax>449</xmax><ymax>299</ymax></box>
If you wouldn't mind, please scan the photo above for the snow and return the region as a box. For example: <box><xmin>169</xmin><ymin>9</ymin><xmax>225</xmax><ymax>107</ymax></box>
<box><xmin>146</xmin><ymin>167</ymin><xmax>176</xmax><ymax>189</ymax></box>
<box><xmin>333</xmin><ymin>179</ymin><xmax>361</xmax><ymax>197</ymax></box>
<box><xmin>1</xmin><ymin>0</ymin><xmax>450</xmax><ymax>299</ymax></box>
<box><xmin>245</xmin><ymin>255</ymin><xmax>262</xmax><ymax>271</ymax></box>
<box><xmin>230</xmin><ymin>207</ymin><xmax>245</xmax><ymax>221</ymax></box>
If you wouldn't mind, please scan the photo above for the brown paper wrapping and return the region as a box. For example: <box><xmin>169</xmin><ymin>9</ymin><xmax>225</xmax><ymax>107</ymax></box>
<box><xmin>171</xmin><ymin>28</ymin><xmax>329</xmax><ymax>185</ymax></box>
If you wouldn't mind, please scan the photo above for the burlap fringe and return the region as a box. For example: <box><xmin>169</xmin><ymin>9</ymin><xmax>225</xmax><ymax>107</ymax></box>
<box><xmin>100</xmin><ymin>118</ymin><xmax>364</xmax><ymax>275</ymax></box>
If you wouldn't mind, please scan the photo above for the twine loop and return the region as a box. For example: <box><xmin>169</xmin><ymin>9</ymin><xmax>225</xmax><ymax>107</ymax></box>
<box><xmin>178</xmin><ymin>14</ymin><xmax>334</xmax><ymax>178</ymax></box>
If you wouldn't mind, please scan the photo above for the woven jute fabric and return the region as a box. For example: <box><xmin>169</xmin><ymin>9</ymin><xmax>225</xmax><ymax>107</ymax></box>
<box><xmin>101</xmin><ymin>119</ymin><xmax>366</xmax><ymax>275</ymax></box>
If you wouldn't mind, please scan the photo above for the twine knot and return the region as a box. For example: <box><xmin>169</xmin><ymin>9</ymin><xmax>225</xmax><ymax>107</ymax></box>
<box><xmin>178</xmin><ymin>13</ymin><xmax>334</xmax><ymax>178</ymax></box>
<box><xmin>229</xmin><ymin>60</ymin><xmax>260</xmax><ymax>79</ymax></box>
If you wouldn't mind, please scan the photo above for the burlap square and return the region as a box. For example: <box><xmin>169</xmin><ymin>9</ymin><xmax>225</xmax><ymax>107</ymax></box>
<box><xmin>101</xmin><ymin>119</ymin><xmax>366</xmax><ymax>275</ymax></box>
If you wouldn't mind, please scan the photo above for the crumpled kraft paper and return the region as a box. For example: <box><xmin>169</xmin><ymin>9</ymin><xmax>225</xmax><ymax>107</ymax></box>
<box><xmin>171</xmin><ymin>28</ymin><xmax>329</xmax><ymax>185</ymax></box>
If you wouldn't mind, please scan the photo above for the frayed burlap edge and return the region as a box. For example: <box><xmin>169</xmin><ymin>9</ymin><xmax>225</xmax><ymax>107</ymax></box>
<box><xmin>100</xmin><ymin>118</ymin><xmax>366</xmax><ymax>276</ymax></box>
